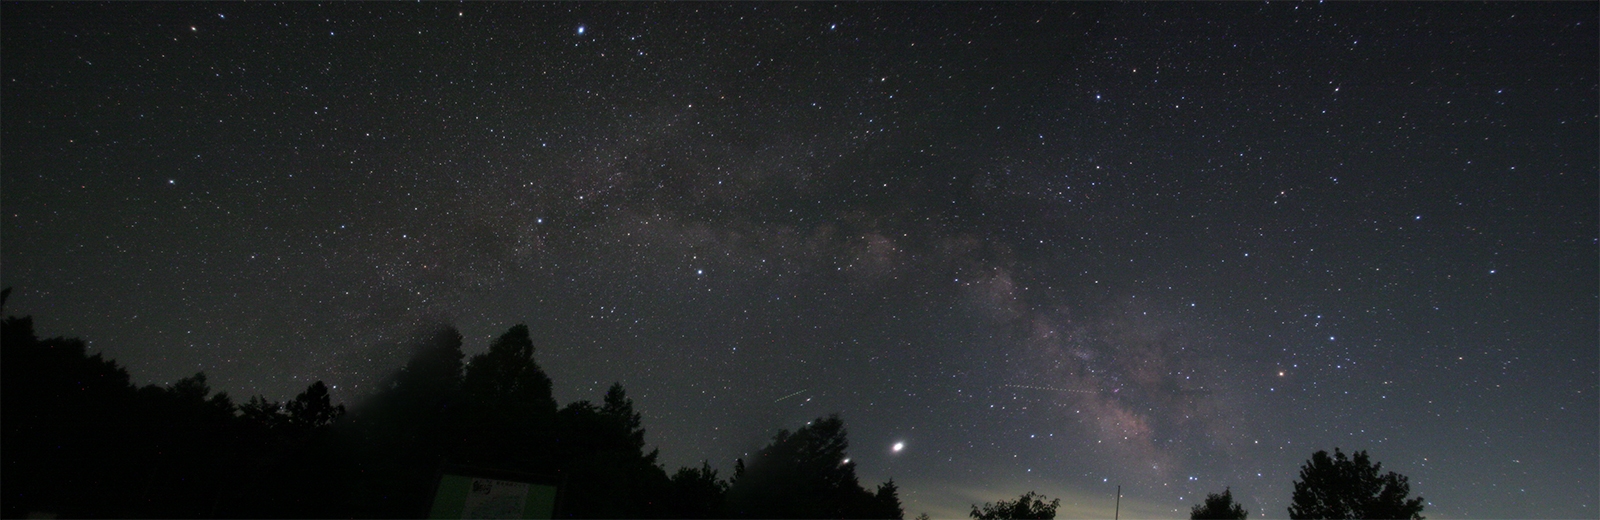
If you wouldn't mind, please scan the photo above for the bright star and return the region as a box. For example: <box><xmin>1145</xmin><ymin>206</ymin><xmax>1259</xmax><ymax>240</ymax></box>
<box><xmin>577</xmin><ymin>25</ymin><xmax>586</xmax><ymax>35</ymax></box>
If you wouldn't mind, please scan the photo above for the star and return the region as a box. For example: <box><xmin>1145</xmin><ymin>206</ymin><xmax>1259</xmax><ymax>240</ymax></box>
<box><xmin>3</xmin><ymin>4</ymin><xmax>1587</xmax><ymax>519</ymax></box>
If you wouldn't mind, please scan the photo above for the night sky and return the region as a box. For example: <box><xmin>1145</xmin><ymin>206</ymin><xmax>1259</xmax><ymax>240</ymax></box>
<box><xmin>3</xmin><ymin>3</ymin><xmax>1595</xmax><ymax>518</ymax></box>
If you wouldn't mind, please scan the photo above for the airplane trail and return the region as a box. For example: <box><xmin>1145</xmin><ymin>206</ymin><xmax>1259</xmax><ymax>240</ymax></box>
<box><xmin>1004</xmin><ymin>384</ymin><xmax>1099</xmax><ymax>395</ymax></box>
<box><xmin>774</xmin><ymin>389</ymin><xmax>808</xmax><ymax>402</ymax></box>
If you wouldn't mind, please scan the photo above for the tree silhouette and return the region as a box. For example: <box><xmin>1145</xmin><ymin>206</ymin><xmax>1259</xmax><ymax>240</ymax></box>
<box><xmin>285</xmin><ymin>380</ymin><xmax>346</xmax><ymax>429</ymax></box>
<box><xmin>128</xmin><ymin>372</ymin><xmax>241</xmax><ymax>517</ymax></box>
<box><xmin>240</xmin><ymin>395</ymin><xmax>290</xmax><ymax>431</ymax></box>
<box><xmin>461</xmin><ymin>324</ymin><xmax>557</xmax><ymax>416</ymax></box>
<box><xmin>345</xmin><ymin>325</ymin><xmax>467</xmax><ymax>518</ymax></box>
<box><xmin>3</xmin><ymin>313</ymin><xmax>143</xmax><ymax>517</ymax></box>
<box><xmin>2</xmin><ymin>299</ymin><xmax>347</xmax><ymax>518</ymax></box>
<box><xmin>232</xmin><ymin>380</ymin><xmax>352</xmax><ymax>518</ymax></box>
<box><xmin>1289</xmin><ymin>448</ymin><xmax>1425</xmax><ymax>520</ymax></box>
<box><xmin>6</xmin><ymin>305</ymin><xmax>929</xmax><ymax>519</ymax></box>
<box><xmin>970</xmin><ymin>491</ymin><xmax>1059</xmax><ymax>520</ymax></box>
<box><xmin>455</xmin><ymin>324</ymin><xmax>560</xmax><ymax>470</ymax></box>
<box><xmin>668</xmin><ymin>461</ymin><xmax>730</xmax><ymax>518</ymax></box>
<box><xmin>872</xmin><ymin>479</ymin><xmax>907</xmax><ymax>520</ymax></box>
<box><xmin>1191</xmin><ymin>488</ymin><xmax>1248</xmax><ymax>519</ymax></box>
<box><xmin>604</xmin><ymin>384</ymin><xmax>646</xmax><ymax>438</ymax></box>
<box><xmin>724</xmin><ymin>414</ymin><xmax>901</xmax><ymax>519</ymax></box>
<box><xmin>552</xmin><ymin>383</ymin><xmax>673</xmax><ymax>518</ymax></box>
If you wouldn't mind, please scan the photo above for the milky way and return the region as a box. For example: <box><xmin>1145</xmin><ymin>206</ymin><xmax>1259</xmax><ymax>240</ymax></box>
<box><xmin>4</xmin><ymin>3</ymin><xmax>1595</xmax><ymax>518</ymax></box>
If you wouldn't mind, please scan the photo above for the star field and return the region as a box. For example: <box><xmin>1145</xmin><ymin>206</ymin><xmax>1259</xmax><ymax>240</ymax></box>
<box><xmin>3</xmin><ymin>3</ymin><xmax>1595</xmax><ymax>518</ymax></box>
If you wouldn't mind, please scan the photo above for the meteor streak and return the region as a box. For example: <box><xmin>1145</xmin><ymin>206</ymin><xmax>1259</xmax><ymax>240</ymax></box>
<box><xmin>1004</xmin><ymin>384</ymin><xmax>1099</xmax><ymax>395</ymax></box>
<box><xmin>774</xmin><ymin>389</ymin><xmax>809</xmax><ymax>402</ymax></box>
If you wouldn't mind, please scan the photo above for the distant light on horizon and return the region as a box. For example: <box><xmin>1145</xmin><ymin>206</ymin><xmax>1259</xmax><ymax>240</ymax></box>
<box><xmin>2</xmin><ymin>4</ymin><xmax>1585</xmax><ymax>518</ymax></box>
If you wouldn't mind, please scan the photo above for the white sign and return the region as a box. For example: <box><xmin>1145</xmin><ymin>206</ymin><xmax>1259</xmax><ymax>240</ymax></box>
<box><xmin>461</xmin><ymin>478</ymin><xmax>530</xmax><ymax>519</ymax></box>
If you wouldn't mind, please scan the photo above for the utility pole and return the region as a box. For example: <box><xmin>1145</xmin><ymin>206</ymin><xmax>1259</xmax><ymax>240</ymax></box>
<box><xmin>1114</xmin><ymin>485</ymin><xmax>1121</xmax><ymax>520</ymax></box>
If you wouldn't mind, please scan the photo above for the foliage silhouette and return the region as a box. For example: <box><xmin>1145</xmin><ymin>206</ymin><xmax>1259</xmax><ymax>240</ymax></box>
<box><xmin>724</xmin><ymin>414</ymin><xmax>903</xmax><ymax>519</ymax></box>
<box><xmin>228</xmin><ymin>379</ymin><xmax>353</xmax><ymax>518</ymax></box>
<box><xmin>0</xmin><ymin>305</ymin><xmax>357</xmax><ymax>518</ymax></box>
<box><xmin>970</xmin><ymin>491</ymin><xmax>1059</xmax><ymax>520</ymax></box>
<box><xmin>17</xmin><ymin>300</ymin><xmax>1450</xmax><ymax>520</ymax></box>
<box><xmin>550</xmin><ymin>383</ymin><xmax>673</xmax><ymax>517</ymax></box>
<box><xmin>285</xmin><ymin>380</ymin><xmax>346</xmax><ymax>429</ymax></box>
<box><xmin>344</xmin><ymin>324</ymin><xmax>467</xmax><ymax>518</ymax></box>
<box><xmin>1190</xmin><ymin>488</ymin><xmax>1248</xmax><ymax>519</ymax></box>
<box><xmin>455</xmin><ymin>324</ymin><xmax>560</xmax><ymax>471</ymax></box>
<box><xmin>240</xmin><ymin>394</ymin><xmax>290</xmax><ymax>430</ymax></box>
<box><xmin>1289</xmin><ymin>448</ymin><xmax>1425</xmax><ymax>520</ymax></box>
<box><xmin>3</xmin><ymin>313</ymin><xmax>142</xmax><ymax>517</ymax></box>
<box><xmin>668</xmin><ymin>461</ymin><xmax>730</xmax><ymax>518</ymax></box>
<box><xmin>0</xmin><ymin>303</ymin><xmax>913</xmax><ymax>519</ymax></box>
<box><xmin>874</xmin><ymin>479</ymin><xmax>906</xmax><ymax>520</ymax></box>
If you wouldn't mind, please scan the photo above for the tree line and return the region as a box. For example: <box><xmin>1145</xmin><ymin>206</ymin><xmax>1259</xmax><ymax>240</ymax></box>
<box><xmin>1</xmin><ymin>291</ymin><xmax>901</xmax><ymax>519</ymax></box>
<box><xmin>1179</xmin><ymin>445</ymin><xmax>1425</xmax><ymax>520</ymax></box>
<box><xmin>969</xmin><ymin>448</ymin><xmax>1423</xmax><ymax>520</ymax></box>
<box><xmin>2</xmin><ymin>288</ymin><xmax>1422</xmax><ymax>519</ymax></box>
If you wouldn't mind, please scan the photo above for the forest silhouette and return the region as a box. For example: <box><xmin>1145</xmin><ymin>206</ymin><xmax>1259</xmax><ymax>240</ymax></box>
<box><xmin>1</xmin><ymin>294</ymin><xmax>902</xmax><ymax>519</ymax></box>
<box><xmin>2</xmin><ymin>289</ymin><xmax>1423</xmax><ymax>519</ymax></box>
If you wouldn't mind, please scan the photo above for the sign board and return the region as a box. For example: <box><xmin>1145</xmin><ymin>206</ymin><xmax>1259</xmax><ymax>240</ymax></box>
<box><xmin>428</xmin><ymin>471</ymin><xmax>558</xmax><ymax>519</ymax></box>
